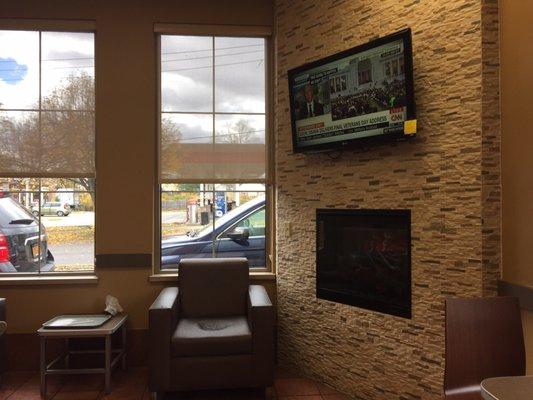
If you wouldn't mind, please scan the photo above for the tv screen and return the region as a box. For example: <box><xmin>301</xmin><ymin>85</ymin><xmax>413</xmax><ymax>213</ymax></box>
<box><xmin>288</xmin><ymin>29</ymin><xmax>415</xmax><ymax>153</ymax></box>
<box><xmin>316</xmin><ymin>209</ymin><xmax>411</xmax><ymax>319</ymax></box>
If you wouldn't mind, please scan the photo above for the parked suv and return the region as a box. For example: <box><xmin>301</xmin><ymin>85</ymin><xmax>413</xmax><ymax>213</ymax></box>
<box><xmin>0</xmin><ymin>197</ymin><xmax>55</xmax><ymax>272</ymax></box>
<box><xmin>32</xmin><ymin>202</ymin><xmax>71</xmax><ymax>217</ymax></box>
<box><xmin>161</xmin><ymin>196</ymin><xmax>266</xmax><ymax>269</ymax></box>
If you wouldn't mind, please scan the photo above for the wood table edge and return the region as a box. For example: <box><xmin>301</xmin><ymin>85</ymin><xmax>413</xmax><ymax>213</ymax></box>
<box><xmin>37</xmin><ymin>314</ymin><xmax>128</xmax><ymax>336</ymax></box>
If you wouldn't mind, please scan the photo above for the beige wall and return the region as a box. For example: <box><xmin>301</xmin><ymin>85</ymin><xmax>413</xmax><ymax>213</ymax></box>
<box><xmin>0</xmin><ymin>0</ymin><xmax>274</xmax><ymax>334</ymax></box>
<box><xmin>500</xmin><ymin>0</ymin><xmax>533</xmax><ymax>373</ymax></box>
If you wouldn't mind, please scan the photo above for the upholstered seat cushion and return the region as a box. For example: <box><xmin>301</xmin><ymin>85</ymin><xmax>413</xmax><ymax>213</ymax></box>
<box><xmin>171</xmin><ymin>316</ymin><xmax>252</xmax><ymax>357</ymax></box>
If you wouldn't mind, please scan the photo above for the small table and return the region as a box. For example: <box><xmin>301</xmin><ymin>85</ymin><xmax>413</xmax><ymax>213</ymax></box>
<box><xmin>37</xmin><ymin>314</ymin><xmax>128</xmax><ymax>399</ymax></box>
<box><xmin>481</xmin><ymin>376</ymin><xmax>533</xmax><ymax>400</ymax></box>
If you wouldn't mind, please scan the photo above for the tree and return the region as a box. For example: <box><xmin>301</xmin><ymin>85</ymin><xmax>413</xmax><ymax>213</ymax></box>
<box><xmin>217</xmin><ymin>119</ymin><xmax>257</xmax><ymax>144</ymax></box>
<box><xmin>160</xmin><ymin>117</ymin><xmax>183</xmax><ymax>179</ymax></box>
<box><xmin>0</xmin><ymin>73</ymin><xmax>96</xmax><ymax>202</ymax></box>
<box><xmin>0</xmin><ymin>73</ymin><xmax>182</xmax><ymax>205</ymax></box>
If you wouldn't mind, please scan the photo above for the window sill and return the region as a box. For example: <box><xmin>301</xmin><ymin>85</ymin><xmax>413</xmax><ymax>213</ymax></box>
<box><xmin>148</xmin><ymin>271</ymin><xmax>276</xmax><ymax>283</ymax></box>
<box><xmin>0</xmin><ymin>275</ymin><xmax>98</xmax><ymax>286</ymax></box>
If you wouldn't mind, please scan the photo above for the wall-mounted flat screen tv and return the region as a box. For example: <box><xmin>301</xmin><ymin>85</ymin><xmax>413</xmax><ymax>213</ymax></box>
<box><xmin>288</xmin><ymin>29</ymin><xmax>416</xmax><ymax>153</ymax></box>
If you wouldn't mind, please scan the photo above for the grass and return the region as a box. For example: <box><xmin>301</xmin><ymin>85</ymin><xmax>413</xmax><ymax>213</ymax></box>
<box><xmin>45</xmin><ymin>226</ymin><xmax>94</xmax><ymax>245</ymax></box>
<box><xmin>54</xmin><ymin>264</ymin><xmax>94</xmax><ymax>272</ymax></box>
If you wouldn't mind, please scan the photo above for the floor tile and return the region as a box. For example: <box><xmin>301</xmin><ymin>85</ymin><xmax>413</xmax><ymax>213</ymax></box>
<box><xmin>53</xmin><ymin>390</ymin><xmax>101</xmax><ymax>400</ymax></box>
<box><xmin>274</xmin><ymin>378</ymin><xmax>321</xmax><ymax>397</ymax></box>
<box><xmin>278</xmin><ymin>396</ymin><xmax>322</xmax><ymax>400</ymax></box>
<box><xmin>317</xmin><ymin>382</ymin><xmax>339</xmax><ymax>395</ymax></box>
<box><xmin>1</xmin><ymin>371</ymin><xmax>34</xmax><ymax>390</ymax></box>
<box><xmin>1</xmin><ymin>366</ymin><xmax>354</xmax><ymax>400</ymax></box>
<box><xmin>0</xmin><ymin>389</ymin><xmax>15</xmax><ymax>400</ymax></box>
<box><xmin>274</xmin><ymin>367</ymin><xmax>300</xmax><ymax>380</ymax></box>
<box><xmin>7</xmin><ymin>388</ymin><xmax>47</xmax><ymax>400</ymax></box>
<box><xmin>98</xmin><ymin>385</ymin><xmax>146</xmax><ymax>400</ymax></box>
<box><xmin>322</xmin><ymin>394</ymin><xmax>351</xmax><ymax>400</ymax></box>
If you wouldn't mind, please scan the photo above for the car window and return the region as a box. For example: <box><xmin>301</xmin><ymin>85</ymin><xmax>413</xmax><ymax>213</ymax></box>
<box><xmin>222</xmin><ymin>207</ymin><xmax>266</xmax><ymax>238</ymax></box>
<box><xmin>0</xmin><ymin>197</ymin><xmax>36</xmax><ymax>227</ymax></box>
<box><xmin>196</xmin><ymin>196</ymin><xmax>265</xmax><ymax>237</ymax></box>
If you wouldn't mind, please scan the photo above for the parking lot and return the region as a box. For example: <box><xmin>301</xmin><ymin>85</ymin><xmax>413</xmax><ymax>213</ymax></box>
<box><xmin>40</xmin><ymin>211</ymin><xmax>94</xmax><ymax>227</ymax></box>
<box><xmin>42</xmin><ymin>211</ymin><xmax>95</xmax><ymax>272</ymax></box>
<box><xmin>44</xmin><ymin>210</ymin><xmax>198</xmax><ymax>271</ymax></box>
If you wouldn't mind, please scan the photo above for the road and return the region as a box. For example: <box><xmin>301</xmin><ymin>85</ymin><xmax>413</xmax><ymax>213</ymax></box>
<box><xmin>162</xmin><ymin>210</ymin><xmax>187</xmax><ymax>224</ymax></box>
<box><xmin>41</xmin><ymin>211</ymin><xmax>94</xmax><ymax>227</ymax></box>
<box><xmin>44</xmin><ymin>210</ymin><xmax>186</xmax><ymax>266</ymax></box>
<box><xmin>50</xmin><ymin>242</ymin><xmax>94</xmax><ymax>265</ymax></box>
<box><xmin>41</xmin><ymin>211</ymin><xmax>187</xmax><ymax>227</ymax></box>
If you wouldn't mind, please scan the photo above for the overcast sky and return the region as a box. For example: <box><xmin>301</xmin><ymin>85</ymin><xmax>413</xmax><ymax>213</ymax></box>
<box><xmin>0</xmin><ymin>30</ymin><xmax>94</xmax><ymax>111</ymax></box>
<box><xmin>0</xmin><ymin>32</ymin><xmax>265</xmax><ymax>143</ymax></box>
<box><xmin>161</xmin><ymin>35</ymin><xmax>266</xmax><ymax>143</ymax></box>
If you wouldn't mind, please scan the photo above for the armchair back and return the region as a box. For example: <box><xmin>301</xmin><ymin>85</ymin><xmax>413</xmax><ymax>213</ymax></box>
<box><xmin>179</xmin><ymin>258</ymin><xmax>249</xmax><ymax>318</ymax></box>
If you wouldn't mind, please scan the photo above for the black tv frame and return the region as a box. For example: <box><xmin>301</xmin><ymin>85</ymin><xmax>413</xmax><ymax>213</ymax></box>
<box><xmin>316</xmin><ymin>208</ymin><xmax>412</xmax><ymax>319</ymax></box>
<box><xmin>288</xmin><ymin>28</ymin><xmax>416</xmax><ymax>154</ymax></box>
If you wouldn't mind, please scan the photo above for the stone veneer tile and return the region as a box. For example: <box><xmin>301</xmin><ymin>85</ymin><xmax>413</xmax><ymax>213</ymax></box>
<box><xmin>275</xmin><ymin>0</ymin><xmax>500</xmax><ymax>399</ymax></box>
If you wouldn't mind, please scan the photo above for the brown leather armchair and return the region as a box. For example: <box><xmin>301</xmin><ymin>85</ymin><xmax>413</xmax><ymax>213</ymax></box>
<box><xmin>149</xmin><ymin>258</ymin><xmax>274</xmax><ymax>396</ymax></box>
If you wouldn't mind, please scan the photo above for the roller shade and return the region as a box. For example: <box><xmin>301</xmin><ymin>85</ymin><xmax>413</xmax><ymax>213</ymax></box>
<box><xmin>159</xmin><ymin>34</ymin><xmax>267</xmax><ymax>183</ymax></box>
<box><xmin>0</xmin><ymin>110</ymin><xmax>95</xmax><ymax>177</ymax></box>
<box><xmin>160</xmin><ymin>142</ymin><xmax>265</xmax><ymax>182</ymax></box>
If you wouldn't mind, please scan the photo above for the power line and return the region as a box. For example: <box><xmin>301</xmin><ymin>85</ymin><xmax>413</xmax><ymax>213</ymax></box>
<box><xmin>161</xmin><ymin>43</ymin><xmax>263</xmax><ymax>56</ymax></box>
<box><xmin>42</xmin><ymin>56</ymin><xmax>93</xmax><ymax>62</ymax></box>
<box><xmin>42</xmin><ymin>65</ymin><xmax>94</xmax><ymax>70</ymax></box>
<box><xmin>0</xmin><ymin>58</ymin><xmax>90</xmax><ymax>63</ymax></box>
<box><xmin>2</xmin><ymin>56</ymin><xmax>262</xmax><ymax>74</ymax></box>
<box><xmin>0</xmin><ymin>73</ymin><xmax>93</xmax><ymax>82</ymax></box>
<box><xmin>0</xmin><ymin>66</ymin><xmax>95</xmax><ymax>75</ymax></box>
<box><xmin>0</xmin><ymin>68</ymin><xmax>28</xmax><ymax>72</ymax></box>
<box><xmin>0</xmin><ymin>51</ymin><xmax>263</xmax><ymax>72</ymax></box>
<box><xmin>162</xmin><ymin>49</ymin><xmax>263</xmax><ymax>63</ymax></box>
<box><xmin>163</xmin><ymin>129</ymin><xmax>265</xmax><ymax>143</ymax></box>
<box><xmin>37</xmin><ymin>44</ymin><xmax>263</xmax><ymax>62</ymax></box>
<box><xmin>163</xmin><ymin>58</ymin><xmax>263</xmax><ymax>73</ymax></box>
<box><xmin>0</xmin><ymin>43</ymin><xmax>264</xmax><ymax>63</ymax></box>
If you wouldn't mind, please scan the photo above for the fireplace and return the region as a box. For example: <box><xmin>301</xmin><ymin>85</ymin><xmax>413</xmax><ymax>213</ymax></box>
<box><xmin>316</xmin><ymin>209</ymin><xmax>411</xmax><ymax>318</ymax></box>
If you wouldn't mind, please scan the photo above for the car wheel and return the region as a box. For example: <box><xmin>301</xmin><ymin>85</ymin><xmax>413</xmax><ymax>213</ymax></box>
<box><xmin>57</xmin><ymin>211</ymin><xmax>64</xmax><ymax>217</ymax></box>
<box><xmin>32</xmin><ymin>210</ymin><xmax>39</xmax><ymax>217</ymax></box>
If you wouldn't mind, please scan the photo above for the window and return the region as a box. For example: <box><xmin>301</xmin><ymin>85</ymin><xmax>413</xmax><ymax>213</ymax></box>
<box><xmin>0</xmin><ymin>29</ymin><xmax>95</xmax><ymax>274</ymax></box>
<box><xmin>358</xmin><ymin>69</ymin><xmax>372</xmax><ymax>85</ymax></box>
<box><xmin>384</xmin><ymin>59</ymin><xmax>404</xmax><ymax>79</ymax></box>
<box><xmin>358</xmin><ymin>59</ymin><xmax>372</xmax><ymax>85</ymax></box>
<box><xmin>158</xmin><ymin>34</ymin><xmax>270</xmax><ymax>272</ymax></box>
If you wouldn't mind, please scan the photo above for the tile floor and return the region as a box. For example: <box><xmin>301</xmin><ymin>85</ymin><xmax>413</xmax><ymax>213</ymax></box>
<box><xmin>0</xmin><ymin>367</ymin><xmax>350</xmax><ymax>400</ymax></box>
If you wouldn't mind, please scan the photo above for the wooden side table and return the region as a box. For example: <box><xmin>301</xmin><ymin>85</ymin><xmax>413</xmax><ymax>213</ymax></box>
<box><xmin>37</xmin><ymin>314</ymin><xmax>128</xmax><ymax>399</ymax></box>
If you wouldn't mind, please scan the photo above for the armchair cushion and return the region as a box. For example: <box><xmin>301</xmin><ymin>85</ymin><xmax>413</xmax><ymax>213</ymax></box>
<box><xmin>172</xmin><ymin>316</ymin><xmax>252</xmax><ymax>357</ymax></box>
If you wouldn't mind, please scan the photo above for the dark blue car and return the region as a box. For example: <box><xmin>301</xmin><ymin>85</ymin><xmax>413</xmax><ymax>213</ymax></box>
<box><xmin>161</xmin><ymin>196</ymin><xmax>266</xmax><ymax>269</ymax></box>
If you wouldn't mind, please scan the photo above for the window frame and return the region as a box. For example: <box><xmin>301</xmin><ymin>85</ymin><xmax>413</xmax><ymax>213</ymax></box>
<box><xmin>0</xmin><ymin>20</ymin><xmax>97</xmax><ymax>278</ymax></box>
<box><xmin>153</xmin><ymin>25</ymin><xmax>275</xmax><ymax>276</ymax></box>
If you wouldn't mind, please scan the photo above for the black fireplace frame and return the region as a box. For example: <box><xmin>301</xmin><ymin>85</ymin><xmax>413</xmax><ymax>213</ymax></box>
<box><xmin>316</xmin><ymin>208</ymin><xmax>412</xmax><ymax>319</ymax></box>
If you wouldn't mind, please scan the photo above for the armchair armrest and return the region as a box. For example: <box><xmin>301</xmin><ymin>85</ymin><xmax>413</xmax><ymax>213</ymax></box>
<box><xmin>247</xmin><ymin>285</ymin><xmax>275</xmax><ymax>387</ymax></box>
<box><xmin>0</xmin><ymin>298</ymin><xmax>5</xmax><ymax>373</ymax></box>
<box><xmin>149</xmin><ymin>287</ymin><xmax>179</xmax><ymax>391</ymax></box>
<box><xmin>0</xmin><ymin>298</ymin><xmax>5</xmax><ymax>323</ymax></box>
